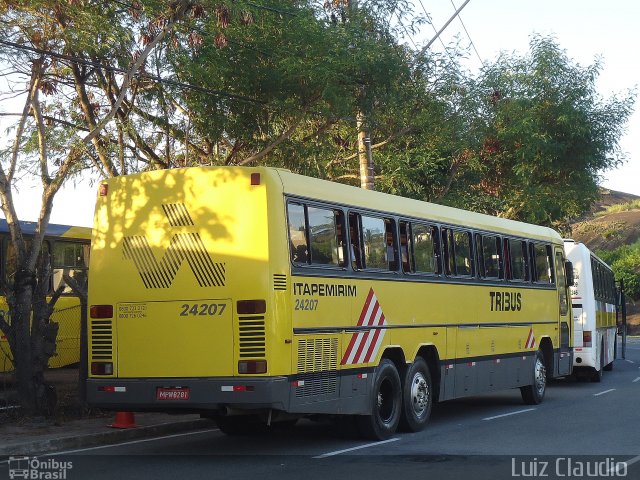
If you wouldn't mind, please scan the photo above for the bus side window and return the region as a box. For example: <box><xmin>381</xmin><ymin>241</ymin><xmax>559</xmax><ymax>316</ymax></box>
<box><xmin>348</xmin><ymin>213</ymin><xmax>363</xmax><ymax>270</ymax></box>
<box><xmin>384</xmin><ymin>219</ymin><xmax>399</xmax><ymax>271</ymax></box>
<box><xmin>555</xmin><ymin>251</ymin><xmax>568</xmax><ymax>315</ymax></box>
<box><xmin>53</xmin><ymin>241</ymin><xmax>88</xmax><ymax>294</ymax></box>
<box><xmin>399</xmin><ymin>222</ymin><xmax>412</xmax><ymax>273</ymax></box>
<box><xmin>503</xmin><ymin>238</ymin><xmax>512</xmax><ymax>280</ymax></box>
<box><xmin>533</xmin><ymin>243</ymin><xmax>553</xmax><ymax>284</ymax></box>
<box><xmin>412</xmin><ymin>223</ymin><xmax>437</xmax><ymax>274</ymax></box>
<box><xmin>358</xmin><ymin>215</ymin><xmax>396</xmax><ymax>271</ymax></box>
<box><xmin>287</xmin><ymin>202</ymin><xmax>308</xmax><ymax>264</ymax></box>
<box><xmin>453</xmin><ymin>230</ymin><xmax>473</xmax><ymax>277</ymax></box>
<box><xmin>307</xmin><ymin>206</ymin><xmax>343</xmax><ymax>266</ymax></box>
<box><xmin>442</xmin><ymin>228</ymin><xmax>454</xmax><ymax>276</ymax></box>
<box><xmin>479</xmin><ymin>234</ymin><xmax>502</xmax><ymax>279</ymax></box>
<box><xmin>509</xmin><ymin>239</ymin><xmax>528</xmax><ymax>281</ymax></box>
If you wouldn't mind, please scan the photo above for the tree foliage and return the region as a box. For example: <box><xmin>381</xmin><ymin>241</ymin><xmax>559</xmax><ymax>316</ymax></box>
<box><xmin>597</xmin><ymin>241</ymin><xmax>640</xmax><ymax>301</ymax></box>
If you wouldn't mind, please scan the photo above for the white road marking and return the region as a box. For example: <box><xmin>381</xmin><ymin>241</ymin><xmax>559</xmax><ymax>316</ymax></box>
<box><xmin>633</xmin><ymin>377</ymin><xmax>640</xmax><ymax>383</ymax></box>
<box><xmin>593</xmin><ymin>389</ymin><xmax>616</xmax><ymax>396</ymax></box>
<box><xmin>625</xmin><ymin>359</ymin><xmax>636</xmax><ymax>364</ymax></box>
<box><xmin>482</xmin><ymin>408</ymin><xmax>536</xmax><ymax>421</ymax></box>
<box><xmin>0</xmin><ymin>428</ymin><xmax>220</xmax><ymax>463</ymax></box>
<box><xmin>314</xmin><ymin>437</ymin><xmax>400</xmax><ymax>458</ymax></box>
<box><xmin>0</xmin><ymin>405</ymin><xmax>19</xmax><ymax>412</ymax></box>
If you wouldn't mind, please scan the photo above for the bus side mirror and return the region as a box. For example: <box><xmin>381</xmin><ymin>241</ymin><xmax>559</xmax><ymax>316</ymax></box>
<box><xmin>564</xmin><ymin>261</ymin><xmax>575</xmax><ymax>287</ymax></box>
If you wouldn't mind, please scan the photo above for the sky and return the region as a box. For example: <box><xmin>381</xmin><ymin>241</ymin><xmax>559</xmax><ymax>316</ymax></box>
<box><xmin>3</xmin><ymin>0</ymin><xmax>639</xmax><ymax>228</ymax></box>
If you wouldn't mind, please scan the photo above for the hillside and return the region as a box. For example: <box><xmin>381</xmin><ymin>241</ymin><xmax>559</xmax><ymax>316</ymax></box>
<box><xmin>571</xmin><ymin>189</ymin><xmax>640</xmax><ymax>251</ymax></box>
<box><xmin>570</xmin><ymin>188</ymin><xmax>640</xmax><ymax>335</ymax></box>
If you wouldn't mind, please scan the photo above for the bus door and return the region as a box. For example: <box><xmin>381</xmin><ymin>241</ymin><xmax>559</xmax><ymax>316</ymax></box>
<box><xmin>554</xmin><ymin>247</ymin><xmax>572</xmax><ymax>376</ymax></box>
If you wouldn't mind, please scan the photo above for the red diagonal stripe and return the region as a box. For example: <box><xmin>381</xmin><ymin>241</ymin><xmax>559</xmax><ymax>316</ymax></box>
<box><xmin>362</xmin><ymin>313</ymin><xmax>386</xmax><ymax>363</ymax></box>
<box><xmin>341</xmin><ymin>288</ymin><xmax>375</xmax><ymax>364</ymax></box>
<box><xmin>352</xmin><ymin>301</ymin><xmax>380</xmax><ymax>364</ymax></box>
<box><xmin>525</xmin><ymin>329</ymin><xmax>533</xmax><ymax>349</ymax></box>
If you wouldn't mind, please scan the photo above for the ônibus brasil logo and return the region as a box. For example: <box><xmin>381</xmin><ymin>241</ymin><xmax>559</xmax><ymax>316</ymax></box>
<box><xmin>8</xmin><ymin>457</ymin><xmax>72</xmax><ymax>480</ymax></box>
<box><xmin>122</xmin><ymin>203</ymin><xmax>225</xmax><ymax>289</ymax></box>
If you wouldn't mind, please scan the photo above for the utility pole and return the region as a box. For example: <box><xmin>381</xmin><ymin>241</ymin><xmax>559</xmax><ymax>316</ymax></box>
<box><xmin>345</xmin><ymin>0</ymin><xmax>375</xmax><ymax>190</ymax></box>
<box><xmin>357</xmin><ymin>111</ymin><xmax>374</xmax><ymax>190</ymax></box>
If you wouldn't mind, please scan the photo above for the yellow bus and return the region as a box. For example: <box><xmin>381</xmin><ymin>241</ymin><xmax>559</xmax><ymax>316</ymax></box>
<box><xmin>0</xmin><ymin>219</ymin><xmax>91</xmax><ymax>372</ymax></box>
<box><xmin>87</xmin><ymin>167</ymin><xmax>574</xmax><ymax>439</ymax></box>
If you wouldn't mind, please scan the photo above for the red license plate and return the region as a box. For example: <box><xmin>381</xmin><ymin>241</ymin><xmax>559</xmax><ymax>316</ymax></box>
<box><xmin>156</xmin><ymin>388</ymin><xmax>190</xmax><ymax>401</ymax></box>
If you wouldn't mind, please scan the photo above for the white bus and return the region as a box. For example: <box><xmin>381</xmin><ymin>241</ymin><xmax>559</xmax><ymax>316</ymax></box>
<box><xmin>564</xmin><ymin>240</ymin><xmax>616</xmax><ymax>381</ymax></box>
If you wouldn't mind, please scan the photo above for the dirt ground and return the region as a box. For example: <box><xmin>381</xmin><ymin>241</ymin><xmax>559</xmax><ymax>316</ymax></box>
<box><xmin>626</xmin><ymin>302</ymin><xmax>640</xmax><ymax>336</ymax></box>
<box><xmin>0</xmin><ymin>366</ymin><xmax>104</xmax><ymax>424</ymax></box>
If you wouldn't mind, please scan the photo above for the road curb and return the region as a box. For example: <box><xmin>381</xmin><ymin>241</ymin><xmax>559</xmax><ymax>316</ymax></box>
<box><xmin>0</xmin><ymin>418</ymin><xmax>216</xmax><ymax>456</ymax></box>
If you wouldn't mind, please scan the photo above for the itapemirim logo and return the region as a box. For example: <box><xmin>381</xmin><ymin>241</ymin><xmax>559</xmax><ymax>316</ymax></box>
<box><xmin>8</xmin><ymin>456</ymin><xmax>72</xmax><ymax>480</ymax></box>
<box><xmin>122</xmin><ymin>204</ymin><xmax>225</xmax><ymax>289</ymax></box>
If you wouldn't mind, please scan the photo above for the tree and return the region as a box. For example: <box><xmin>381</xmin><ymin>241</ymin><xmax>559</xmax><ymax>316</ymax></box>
<box><xmin>0</xmin><ymin>0</ymin><xmax>199</xmax><ymax>416</ymax></box>
<box><xmin>453</xmin><ymin>36</ymin><xmax>635</xmax><ymax>228</ymax></box>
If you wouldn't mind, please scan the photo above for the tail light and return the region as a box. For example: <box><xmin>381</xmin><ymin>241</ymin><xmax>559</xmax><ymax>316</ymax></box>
<box><xmin>91</xmin><ymin>362</ymin><xmax>114</xmax><ymax>375</ymax></box>
<box><xmin>237</xmin><ymin>300</ymin><xmax>266</xmax><ymax>315</ymax></box>
<box><xmin>90</xmin><ymin>305</ymin><xmax>113</xmax><ymax>318</ymax></box>
<box><xmin>238</xmin><ymin>360</ymin><xmax>267</xmax><ymax>374</ymax></box>
<box><xmin>583</xmin><ymin>331</ymin><xmax>592</xmax><ymax>347</ymax></box>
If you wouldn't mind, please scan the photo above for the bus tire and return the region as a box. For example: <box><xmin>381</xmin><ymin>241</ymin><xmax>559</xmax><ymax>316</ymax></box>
<box><xmin>398</xmin><ymin>357</ymin><xmax>432</xmax><ymax>432</ymax></box>
<box><xmin>604</xmin><ymin>338</ymin><xmax>614</xmax><ymax>371</ymax></box>
<box><xmin>356</xmin><ymin>359</ymin><xmax>402</xmax><ymax>440</ymax></box>
<box><xmin>520</xmin><ymin>349</ymin><xmax>546</xmax><ymax>405</ymax></box>
<box><xmin>216</xmin><ymin>415</ymin><xmax>264</xmax><ymax>435</ymax></box>
<box><xmin>592</xmin><ymin>342</ymin><xmax>604</xmax><ymax>381</ymax></box>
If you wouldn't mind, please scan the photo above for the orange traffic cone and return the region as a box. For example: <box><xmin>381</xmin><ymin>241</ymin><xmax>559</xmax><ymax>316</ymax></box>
<box><xmin>109</xmin><ymin>411</ymin><xmax>137</xmax><ymax>429</ymax></box>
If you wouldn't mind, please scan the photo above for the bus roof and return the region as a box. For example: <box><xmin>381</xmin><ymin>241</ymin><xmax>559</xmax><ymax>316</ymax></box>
<box><xmin>273</xmin><ymin>169</ymin><xmax>562</xmax><ymax>243</ymax></box>
<box><xmin>563</xmin><ymin>239</ymin><xmax>612</xmax><ymax>270</ymax></box>
<box><xmin>0</xmin><ymin>219</ymin><xmax>91</xmax><ymax>240</ymax></box>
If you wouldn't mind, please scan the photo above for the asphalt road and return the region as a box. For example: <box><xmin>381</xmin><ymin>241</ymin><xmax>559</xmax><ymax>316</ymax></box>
<box><xmin>3</xmin><ymin>338</ymin><xmax>640</xmax><ymax>480</ymax></box>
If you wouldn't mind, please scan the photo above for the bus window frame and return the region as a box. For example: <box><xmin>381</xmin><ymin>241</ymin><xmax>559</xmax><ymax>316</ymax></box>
<box><xmin>286</xmin><ymin>200</ymin><xmax>348</xmax><ymax>271</ymax></box>
<box><xmin>476</xmin><ymin>233</ymin><xmax>503</xmax><ymax>281</ymax></box>
<box><xmin>400</xmin><ymin>220</ymin><xmax>441</xmax><ymax>277</ymax></box>
<box><xmin>349</xmin><ymin>211</ymin><xmax>399</xmax><ymax>273</ymax></box>
<box><xmin>507</xmin><ymin>238</ymin><xmax>529</xmax><ymax>283</ymax></box>
<box><xmin>442</xmin><ymin>227</ymin><xmax>474</xmax><ymax>279</ymax></box>
<box><xmin>52</xmin><ymin>239</ymin><xmax>90</xmax><ymax>295</ymax></box>
<box><xmin>531</xmin><ymin>242</ymin><xmax>556</xmax><ymax>285</ymax></box>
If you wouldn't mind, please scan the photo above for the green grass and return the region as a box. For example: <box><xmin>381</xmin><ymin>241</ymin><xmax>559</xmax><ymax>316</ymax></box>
<box><xmin>596</xmin><ymin>199</ymin><xmax>640</xmax><ymax>216</ymax></box>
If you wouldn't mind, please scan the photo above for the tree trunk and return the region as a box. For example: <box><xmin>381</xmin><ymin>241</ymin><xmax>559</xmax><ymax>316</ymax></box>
<box><xmin>357</xmin><ymin>112</ymin><xmax>374</xmax><ymax>190</ymax></box>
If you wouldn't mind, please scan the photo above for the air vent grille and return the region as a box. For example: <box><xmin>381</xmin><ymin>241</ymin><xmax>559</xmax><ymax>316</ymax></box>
<box><xmin>295</xmin><ymin>337</ymin><xmax>338</xmax><ymax>397</ymax></box>
<box><xmin>273</xmin><ymin>274</ymin><xmax>287</xmax><ymax>291</ymax></box>
<box><xmin>90</xmin><ymin>320</ymin><xmax>113</xmax><ymax>360</ymax></box>
<box><xmin>238</xmin><ymin>315</ymin><xmax>266</xmax><ymax>358</ymax></box>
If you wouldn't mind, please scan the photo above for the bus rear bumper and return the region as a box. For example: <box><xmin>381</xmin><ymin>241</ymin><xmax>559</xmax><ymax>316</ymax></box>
<box><xmin>86</xmin><ymin>376</ymin><xmax>290</xmax><ymax>412</ymax></box>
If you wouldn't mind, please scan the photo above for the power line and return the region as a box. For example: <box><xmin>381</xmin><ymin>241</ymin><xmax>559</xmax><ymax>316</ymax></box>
<box><xmin>0</xmin><ymin>39</ymin><xmax>266</xmax><ymax>106</ymax></box>
<box><xmin>0</xmin><ymin>38</ymin><xmax>359</xmax><ymax>124</ymax></box>
<box><xmin>394</xmin><ymin>11</ymin><xmax>419</xmax><ymax>50</ymax></box>
<box><xmin>450</xmin><ymin>0</ymin><xmax>484</xmax><ymax>68</ymax></box>
<box><xmin>416</xmin><ymin>0</ymin><xmax>457</xmax><ymax>65</ymax></box>
<box><xmin>424</xmin><ymin>0</ymin><xmax>472</xmax><ymax>51</ymax></box>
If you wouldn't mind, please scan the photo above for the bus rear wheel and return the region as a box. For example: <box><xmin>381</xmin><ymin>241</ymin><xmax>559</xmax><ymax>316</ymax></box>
<box><xmin>591</xmin><ymin>341</ymin><xmax>604</xmax><ymax>381</ymax></box>
<box><xmin>356</xmin><ymin>359</ymin><xmax>402</xmax><ymax>440</ymax></box>
<box><xmin>398</xmin><ymin>357</ymin><xmax>432</xmax><ymax>432</ymax></box>
<box><xmin>520</xmin><ymin>349</ymin><xmax>546</xmax><ymax>405</ymax></box>
<box><xmin>216</xmin><ymin>415</ymin><xmax>264</xmax><ymax>435</ymax></box>
<box><xmin>604</xmin><ymin>338</ymin><xmax>614</xmax><ymax>371</ymax></box>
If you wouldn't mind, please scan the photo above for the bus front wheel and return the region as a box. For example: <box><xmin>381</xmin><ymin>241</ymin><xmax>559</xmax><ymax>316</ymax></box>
<box><xmin>520</xmin><ymin>349</ymin><xmax>546</xmax><ymax>405</ymax></box>
<box><xmin>356</xmin><ymin>359</ymin><xmax>402</xmax><ymax>440</ymax></box>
